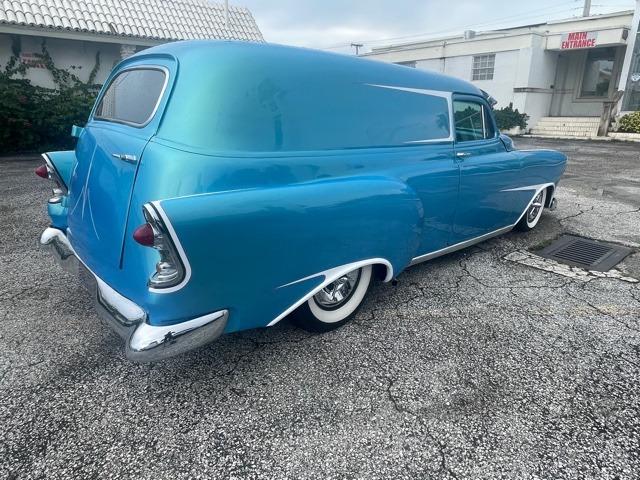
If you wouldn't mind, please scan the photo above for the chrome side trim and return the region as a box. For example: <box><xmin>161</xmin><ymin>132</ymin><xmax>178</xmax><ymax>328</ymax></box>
<box><xmin>148</xmin><ymin>201</ymin><xmax>192</xmax><ymax>294</ymax></box>
<box><xmin>267</xmin><ymin>258</ymin><xmax>393</xmax><ymax>327</ymax></box>
<box><xmin>410</xmin><ymin>182</ymin><xmax>556</xmax><ymax>267</ymax></box>
<box><xmin>40</xmin><ymin>227</ymin><xmax>226</xmax><ymax>362</ymax></box>
<box><xmin>409</xmin><ymin>225</ymin><xmax>513</xmax><ymax>266</ymax></box>
<box><xmin>502</xmin><ymin>182</ymin><xmax>554</xmax><ymax>193</ymax></box>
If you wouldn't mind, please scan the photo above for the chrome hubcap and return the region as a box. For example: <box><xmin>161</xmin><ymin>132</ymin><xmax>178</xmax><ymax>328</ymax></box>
<box><xmin>314</xmin><ymin>270</ymin><xmax>361</xmax><ymax>309</ymax></box>
<box><xmin>527</xmin><ymin>191</ymin><xmax>544</xmax><ymax>223</ymax></box>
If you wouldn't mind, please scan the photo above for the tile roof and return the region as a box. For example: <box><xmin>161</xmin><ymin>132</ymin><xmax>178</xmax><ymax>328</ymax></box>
<box><xmin>0</xmin><ymin>0</ymin><xmax>264</xmax><ymax>42</ymax></box>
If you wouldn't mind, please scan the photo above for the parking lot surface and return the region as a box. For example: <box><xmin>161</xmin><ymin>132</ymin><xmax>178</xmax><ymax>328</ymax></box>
<box><xmin>1</xmin><ymin>138</ymin><xmax>639</xmax><ymax>479</ymax></box>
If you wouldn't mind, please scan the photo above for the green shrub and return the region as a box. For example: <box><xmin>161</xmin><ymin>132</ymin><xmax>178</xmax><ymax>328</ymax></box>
<box><xmin>492</xmin><ymin>102</ymin><xmax>529</xmax><ymax>131</ymax></box>
<box><xmin>0</xmin><ymin>39</ymin><xmax>102</xmax><ymax>154</ymax></box>
<box><xmin>619</xmin><ymin>111</ymin><xmax>640</xmax><ymax>134</ymax></box>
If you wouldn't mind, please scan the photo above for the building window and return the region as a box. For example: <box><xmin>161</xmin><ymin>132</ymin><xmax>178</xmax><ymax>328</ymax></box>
<box><xmin>472</xmin><ymin>54</ymin><xmax>495</xmax><ymax>81</ymax></box>
<box><xmin>622</xmin><ymin>33</ymin><xmax>640</xmax><ymax>111</ymax></box>
<box><xmin>579</xmin><ymin>48</ymin><xmax>616</xmax><ymax>98</ymax></box>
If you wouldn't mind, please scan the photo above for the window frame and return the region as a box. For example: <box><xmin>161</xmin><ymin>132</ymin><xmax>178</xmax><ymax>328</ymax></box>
<box><xmin>452</xmin><ymin>97</ymin><xmax>497</xmax><ymax>143</ymax></box>
<box><xmin>471</xmin><ymin>54</ymin><xmax>496</xmax><ymax>81</ymax></box>
<box><xmin>574</xmin><ymin>47</ymin><xmax>624</xmax><ymax>102</ymax></box>
<box><xmin>93</xmin><ymin>65</ymin><xmax>170</xmax><ymax>128</ymax></box>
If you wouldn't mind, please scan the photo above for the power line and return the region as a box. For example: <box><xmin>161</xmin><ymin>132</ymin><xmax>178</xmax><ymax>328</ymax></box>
<box><xmin>317</xmin><ymin>1</ymin><xmax>635</xmax><ymax>51</ymax></box>
<box><xmin>317</xmin><ymin>1</ymin><xmax>576</xmax><ymax>49</ymax></box>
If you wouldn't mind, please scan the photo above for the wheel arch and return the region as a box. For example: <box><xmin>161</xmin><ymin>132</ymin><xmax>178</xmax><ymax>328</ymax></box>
<box><xmin>544</xmin><ymin>184</ymin><xmax>556</xmax><ymax>208</ymax></box>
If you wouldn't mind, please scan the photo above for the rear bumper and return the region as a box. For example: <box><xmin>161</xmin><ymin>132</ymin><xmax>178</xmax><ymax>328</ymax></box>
<box><xmin>39</xmin><ymin>227</ymin><xmax>228</xmax><ymax>362</ymax></box>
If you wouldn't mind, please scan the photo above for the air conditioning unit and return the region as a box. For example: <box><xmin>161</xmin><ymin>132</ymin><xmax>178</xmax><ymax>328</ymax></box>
<box><xmin>463</xmin><ymin>30</ymin><xmax>476</xmax><ymax>40</ymax></box>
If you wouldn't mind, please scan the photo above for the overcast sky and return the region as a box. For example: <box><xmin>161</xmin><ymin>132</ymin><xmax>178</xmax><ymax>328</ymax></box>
<box><xmin>237</xmin><ymin>0</ymin><xmax>637</xmax><ymax>54</ymax></box>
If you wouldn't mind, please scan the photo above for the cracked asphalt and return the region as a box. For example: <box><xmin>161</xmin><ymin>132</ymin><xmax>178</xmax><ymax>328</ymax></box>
<box><xmin>1</xmin><ymin>137</ymin><xmax>639</xmax><ymax>479</ymax></box>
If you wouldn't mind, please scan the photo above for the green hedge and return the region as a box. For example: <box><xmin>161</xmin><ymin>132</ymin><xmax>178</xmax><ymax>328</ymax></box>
<box><xmin>0</xmin><ymin>39</ymin><xmax>102</xmax><ymax>155</ymax></box>
<box><xmin>492</xmin><ymin>102</ymin><xmax>529</xmax><ymax>131</ymax></box>
<box><xmin>619</xmin><ymin>111</ymin><xmax>640</xmax><ymax>134</ymax></box>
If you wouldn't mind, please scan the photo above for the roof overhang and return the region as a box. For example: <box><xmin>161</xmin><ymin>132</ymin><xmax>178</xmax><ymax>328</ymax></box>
<box><xmin>545</xmin><ymin>26</ymin><xmax>629</xmax><ymax>51</ymax></box>
<box><xmin>0</xmin><ymin>24</ymin><xmax>167</xmax><ymax>47</ymax></box>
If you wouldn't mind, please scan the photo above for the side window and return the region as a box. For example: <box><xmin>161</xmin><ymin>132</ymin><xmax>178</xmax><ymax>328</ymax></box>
<box><xmin>453</xmin><ymin>100</ymin><xmax>495</xmax><ymax>142</ymax></box>
<box><xmin>94</xmin><ymin>68</ymin><xmax>167</xmax><ymax>126</ymax></box>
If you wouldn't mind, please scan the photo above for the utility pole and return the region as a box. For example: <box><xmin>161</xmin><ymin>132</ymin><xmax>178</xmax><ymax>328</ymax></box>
<box><xmin>583</xmin><ymin>0</ymin><xmax>591</xmax><ymax>17</ymax></box>
<box><xmin>351</xmin><ymin>43</ymin><xmax>363</xmax><ymax>56</ymax></box>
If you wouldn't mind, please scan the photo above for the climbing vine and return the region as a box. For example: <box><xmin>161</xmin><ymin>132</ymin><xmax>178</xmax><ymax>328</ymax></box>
<box><xmin>0</xmin><ymin>37</ymin><xmax>102</xmax><ymax>154</ymax></box>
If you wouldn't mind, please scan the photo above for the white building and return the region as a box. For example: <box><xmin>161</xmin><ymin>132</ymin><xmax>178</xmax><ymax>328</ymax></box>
<box><xmin>0</xmin><ymin>0</ymin><xmax>264</xmax><ymax>89</ymax></box>
<box><xmin>365</xmin><ymin>5</ymin><xmax>640</xmax><ymax>136</ymax></box>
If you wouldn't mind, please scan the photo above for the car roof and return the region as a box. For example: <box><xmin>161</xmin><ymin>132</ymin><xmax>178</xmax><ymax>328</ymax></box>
<box><xmin>127</xmin><ymin>40</ymin><xmax>484</xmax><ymax>98</ymax></box>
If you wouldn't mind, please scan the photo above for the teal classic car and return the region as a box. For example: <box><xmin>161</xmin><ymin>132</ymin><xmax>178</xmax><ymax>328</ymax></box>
<box><xmin>38</xmin><ymin>41</ymin><xmax>567</xmax><ymax>362</ymax></box>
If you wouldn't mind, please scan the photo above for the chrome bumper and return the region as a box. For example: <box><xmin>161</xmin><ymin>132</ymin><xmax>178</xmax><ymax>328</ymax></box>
<box><xmin>40</xmin><ymin>227</ymin><xmax>228</xmax><ymax>362</ymax></box>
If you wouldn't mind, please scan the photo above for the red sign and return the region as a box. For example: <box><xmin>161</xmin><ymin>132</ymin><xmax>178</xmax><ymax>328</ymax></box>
<box><xmin>560</xmin><ymin>31</ymin><xmax>598</xmax><ymax>50</ymax></box>
<box><xmin>20</xmin><ymin>53</ymin><xmax>45</xmax><ymax>68</ymax></box>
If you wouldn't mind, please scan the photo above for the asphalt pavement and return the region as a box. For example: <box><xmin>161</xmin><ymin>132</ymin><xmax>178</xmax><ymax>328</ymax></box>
<box><xmin>1</xmin><ymin>137</ymin><xmax>639</xmax><ymax>479</ymax></box>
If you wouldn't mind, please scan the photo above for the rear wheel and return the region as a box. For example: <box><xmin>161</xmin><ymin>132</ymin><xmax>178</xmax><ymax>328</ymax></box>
<box><xmin>516</xmin><ymin>188</ymin><xmax>547</xmax><ymax>231</ymax></box>
<box><xmin>291</xmin><ymin>265</ymin><xmax>373</xmax><ymax>333</ymax></box>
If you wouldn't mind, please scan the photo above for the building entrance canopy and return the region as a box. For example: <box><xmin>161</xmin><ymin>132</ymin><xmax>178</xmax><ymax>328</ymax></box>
<box><xmin>546</xmin><ymin>26</ymin><xmax>629</xmax><ymax>50</ymax></box>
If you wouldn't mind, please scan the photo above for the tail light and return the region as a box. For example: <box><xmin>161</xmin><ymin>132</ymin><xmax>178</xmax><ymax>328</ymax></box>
<box><xmin>35</xmin><ymin>165</ymin><xmax>49</xmax><ymax>178</ymax></box>
<box><xmin>134</xmin><ymin>204</ymin><xmax>185</xmax><ymax>289</ymax></box>
<box><xmin>36</xmin><ymin>155</ymin><xmax>68</xmax><ymax>204</ymax></box>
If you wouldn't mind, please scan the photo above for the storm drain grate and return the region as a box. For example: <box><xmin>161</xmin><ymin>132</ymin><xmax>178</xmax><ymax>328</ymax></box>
<box><xmin>538</xmin><ymin>235</ymin><xmax>631</xmax><ymax>272</ymax></box>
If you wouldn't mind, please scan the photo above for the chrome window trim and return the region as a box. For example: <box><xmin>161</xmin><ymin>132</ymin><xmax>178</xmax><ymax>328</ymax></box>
<box><xmin>93</xmin><ymin>65</ymin><xmax>170</xmax><ymax>128</ymax></box>
<box><xmin>452</xmin><ymin>97</ymin><xmax>496</xmax><ymax>142</ymax></box>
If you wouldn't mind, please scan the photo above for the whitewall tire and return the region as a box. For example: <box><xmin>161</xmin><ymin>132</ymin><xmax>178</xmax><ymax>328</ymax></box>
<box><xmin>291</xmin><ymin>265</ymin><xmax>373</xmax><ymax>332</ymax></box>
<box><xmin>516</xmin><ymin>188</ymin><xmax>547</xmax><ymax>231</ymax></box>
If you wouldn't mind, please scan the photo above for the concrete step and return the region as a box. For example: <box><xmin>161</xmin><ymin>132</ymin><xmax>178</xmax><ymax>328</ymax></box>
<box><xmin>529</xmin><ymin>117</ymin><xmax>600</xmax><ymax>138</ymax></box>
<box><xmin>537</xmin><ymin>117</ymin><xmax>600</xmax><ymax>124</ymax></box>
<box><xmin>531</xmin><ymin>127</ymin><xmax>598</xmax><ymax>135</ymax></box>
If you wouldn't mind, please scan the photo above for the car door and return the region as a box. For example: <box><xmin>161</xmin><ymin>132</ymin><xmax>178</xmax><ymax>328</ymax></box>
<box><xmin>449</xmin><ymin>95</ymin><xmax>523</xmax><ymax>245</ymax></box>
<box><xmin>67</xmin><ymin>59</ymin><xmax>174</xmax><ymax>276</ymax></box>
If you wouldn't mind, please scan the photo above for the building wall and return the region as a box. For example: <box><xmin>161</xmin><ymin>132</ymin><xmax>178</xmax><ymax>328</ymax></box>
<box><xmin>0</xmin><ymin>33</ymin><xmax>122</xmax><ymax>88</ymax></box>
<box><xmin>416</xmin><ymin>50</ymin><xmax>522</xmax><ymax>108</ymax></box>
<box><xmin>366</xmin><ymin>11</ymin><xmax>636</xmax><ymax>128</ymax></box>
<box><xmin>416</xmin><ymin>47</ymin><xmax>555</xmax><ymax>127</ymax></box>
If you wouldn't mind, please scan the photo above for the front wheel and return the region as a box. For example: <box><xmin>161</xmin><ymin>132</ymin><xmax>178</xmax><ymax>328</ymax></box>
<box><xmin>291</xmin><ymin>265</ymin><xmax>373</xmax><ymax>333</ymax></box>
<box><xmin>516</xmin><ymin>188</ymin><xmax>547</xmax><ymax>231</ymax></box>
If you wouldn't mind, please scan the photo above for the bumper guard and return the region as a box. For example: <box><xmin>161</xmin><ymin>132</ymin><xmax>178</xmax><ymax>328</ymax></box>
<box><xmin>40</xmin><ymin>227</ymin><xmax>228</xmax><ymax>362</ymax></box>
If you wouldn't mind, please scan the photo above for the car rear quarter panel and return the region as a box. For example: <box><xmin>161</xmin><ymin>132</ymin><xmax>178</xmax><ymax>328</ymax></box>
<box><xmin>133</xmin><ymin>175</ymin><xmax>422</xmax><ymax>331</ymax></box>
<box><xmin>514</xmin><ymin>148</ymin><xmax>568</xmax><ymax>204</ymax></box>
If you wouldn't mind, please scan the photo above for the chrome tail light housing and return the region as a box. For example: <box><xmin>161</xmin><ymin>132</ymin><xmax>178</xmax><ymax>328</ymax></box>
<box><xmin>37</xmin><ymin>154</ymin><xmax>69</xmax><ymax>204</ymax></box>
<box><xmin>134</xmin><ymin>204</ymin><xmax>186</xmax><ymax>289</ymax></box>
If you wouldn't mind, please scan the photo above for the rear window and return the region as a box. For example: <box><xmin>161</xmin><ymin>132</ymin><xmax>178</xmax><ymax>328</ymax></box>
<box><xmin>94</xmin><ymin>68</ymin><xmax>167</xmax><ymax>126</ymax></box>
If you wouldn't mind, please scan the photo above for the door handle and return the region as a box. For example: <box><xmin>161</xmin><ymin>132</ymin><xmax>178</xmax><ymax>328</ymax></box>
<box><xmin>456</xmin><ymin>152</ymin><xmax>471</xmax><ymax>159</ymax></box>
<box><xmin>112</xmin><ymin>154</ymin><xmax>138</xmax><ymax>164</ymax></box>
